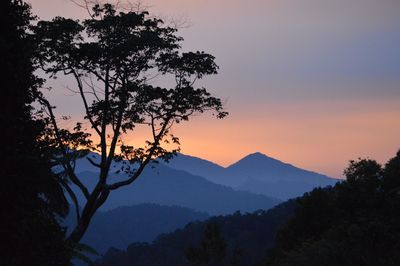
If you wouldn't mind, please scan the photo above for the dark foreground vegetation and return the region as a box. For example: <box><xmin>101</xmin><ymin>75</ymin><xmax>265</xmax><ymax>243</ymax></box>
<box><xmin>95</xmin><ymin>201</ymin><xmax>298</xmax><ymax>266</ymax></box>
<box><xmin>96</xmin><ymin>151</ymin><xmax>400</xmax><ymax>266</ymax></box>
<box><xmin>1</xmin><ymin>1</ymin><xmax>72</xmax><ymax>265</ymax></box>
<box><xmin>267</xmin><ymin>151</ymin><xmax>400</xmax><ymax>266</ymax></box>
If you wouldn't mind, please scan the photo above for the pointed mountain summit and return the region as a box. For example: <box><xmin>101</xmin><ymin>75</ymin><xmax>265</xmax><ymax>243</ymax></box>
<box><xmin>166</xmin><ymin>152</ymin><xmax>338</xmax><ymax>200</ymax></box>
<box><xmin>228</xmin><ymin>152</ymin><xmax>290</xmax><ymax>170</ymax></box>
<box><xmin>226</xmin><ymin>151</ymin><xmax>334</xmax><ymax>184</ymax></box>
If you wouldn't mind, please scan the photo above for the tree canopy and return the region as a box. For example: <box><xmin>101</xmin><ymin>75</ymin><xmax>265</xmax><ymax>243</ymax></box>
<box><xmin>266</xmin><ymin>151</ymin><xmax>400</xmax><ymax>266</ymax></box>
<box><xmin>33</xmin><ymin>3</ymin><xmax>227</xmax><ymax>243</ymax></box>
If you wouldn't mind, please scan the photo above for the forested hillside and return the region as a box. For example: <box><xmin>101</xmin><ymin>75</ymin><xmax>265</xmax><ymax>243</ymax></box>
<box><xmin>266</xmin><ymin>151</ymin><xmax>400</xmax><ymax>265</ymax></box>
<box><xmin>95</xmin><ymin>201</ymin><xmax>297</xmax><ymax>266</ymax></box>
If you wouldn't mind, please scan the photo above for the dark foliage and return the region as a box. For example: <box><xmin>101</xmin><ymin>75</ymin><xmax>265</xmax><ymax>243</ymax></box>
<box><xmin>266</xmin><ymin>150</ymin><xmax>400</xmax><ymax>266</ymax></box>
<box><xmin>185</xmin><ymin>222</ymin><xmax>227</xmax><ymax>266</ymax></box>
<box><xmin>95</xmin><ymin>201</ymin><xmax>297</xmax><ymax>266</ymax></box>
<box><xmin>0</xmin><ymin>1</ymin><xmax>71</xmax><ymax>265</ymax></box>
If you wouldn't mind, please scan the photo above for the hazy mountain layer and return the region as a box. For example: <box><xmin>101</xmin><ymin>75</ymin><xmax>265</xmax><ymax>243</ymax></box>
<box><xmin>166</xmin><ymin>152</ymin><xmax>338</xmax><ymax>199</ymax></box>
<box><xmin>95</xmin><ymin>200</ymin><xmax>298</xmax><ymax>266</ymax></box>
<box><xmin>72</xmin><ymin>154</ymin><xmax>280</xmax><ymax>215</ymax></box>
<box><xmin>65</xmin><ymin>203</ymin><xmax>209</xmax><ymax>255</ymax></box>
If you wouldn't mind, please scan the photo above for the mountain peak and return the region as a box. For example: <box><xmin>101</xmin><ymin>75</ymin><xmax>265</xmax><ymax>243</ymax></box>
<box><xmin>246</xmin><ymin>152</ymin><xmax>269</xmax><ymax>158</ymax></box>
<box><xmin>231</xmin><ymin>152</ymin><xmax>281</xmax><ymax>167</ymax></box>
<box><xmin>155</xmin><ymin>151</ymin><xmax>337</xmax><ymax>201</ymax></box>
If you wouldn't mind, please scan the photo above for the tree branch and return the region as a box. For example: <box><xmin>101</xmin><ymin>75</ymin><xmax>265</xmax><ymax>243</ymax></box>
<box><xmin>71</xmin><ymin>69</ymin><xmax>102</xmax><ymax>136</ymax></box>
<box><xmin>59</xmin><ymin>178</ymin><xmax>81</xmax><ymax>224</ymax></box>
<box><xmin>103</xmin><ymin>76</ymin><xmax>130</xmax><ymax>178</ymax></box>
<box><xmin>107</xmin><ymin>116</ymin><xmax>172</xmax><ymax>190</ymax></box>
<box><xmin>99</xmin><ymin>67</ymin><xmax>110</xmax><ymax>182</ymax></box>
<box><xmin>38</xmin><ymin>95</ymin><xmax>91</xmax><ymax>200</ymax></box>
<box><xmin>86</xmin><ymin>156</ymin><xmax>101</xmax><ymax>168</ymax></box>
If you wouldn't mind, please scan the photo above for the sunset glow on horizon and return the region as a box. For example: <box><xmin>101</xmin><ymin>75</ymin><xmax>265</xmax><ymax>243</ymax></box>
<box><xmin>29</xmin><ymin>0</ymin><xmax>400</xmax><ymax>178</ymax></box>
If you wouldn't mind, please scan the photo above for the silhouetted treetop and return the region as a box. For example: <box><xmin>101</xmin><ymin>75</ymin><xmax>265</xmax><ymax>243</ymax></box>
<box><xmin>33</xmin><ymin>2</ymin><xmax>227</xmax><ymax>244</ymax></box>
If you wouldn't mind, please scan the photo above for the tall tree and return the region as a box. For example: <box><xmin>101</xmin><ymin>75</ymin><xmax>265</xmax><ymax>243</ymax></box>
<box><xmin>34</xmin><ymin>3</ymin><xmax>227</xmax><ymax>243</ymax></box>
<box><xmin>0</xmin><ymin>0</ymin><xmax>71</xmax><ymax>265</ymax></box>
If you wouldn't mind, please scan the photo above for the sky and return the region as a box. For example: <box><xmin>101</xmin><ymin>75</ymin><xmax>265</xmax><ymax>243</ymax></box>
<box><xmin>28</xmin><ymin>0</ymin><xmax>400</xmax><ymax>178</ymax></box>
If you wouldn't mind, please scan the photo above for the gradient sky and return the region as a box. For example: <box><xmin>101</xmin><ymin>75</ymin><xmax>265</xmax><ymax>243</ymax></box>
<box><xmin>29</xmin><ymin>0</ymin><xmax>400</xmax><ymax>178</ymax></box>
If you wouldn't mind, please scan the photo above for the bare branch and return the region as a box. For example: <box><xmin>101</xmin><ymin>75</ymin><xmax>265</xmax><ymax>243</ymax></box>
<box><xmin>162</xmin><ymin>13</ymin><xmax>192</xmax><ymax>30</ymax></box>
<box><xmin>82</xmin><ymin>75</ymin><xmax>101</xmax><ymax>101</ymax></box>
<box><xmin>37</xmin><ymin>95</ymin><xmax>91</xmax><ymax>200</ymax></box>
<box><xmin>69</xmin><ymin>0</ymin><xmax>97</xmax><ymax>18</ymax></box>
<box><xmin>71</xmin><ymin>69</ymin><xmax>102</xmax><ymax>136</ymax></box>
<box><xmin>150</xmin><ymin>115</ymin><xmax>157</xmax><ymax>141</ymax></box>
<box><xmin>122</xmin><ymin>0</ymin><xmax>152</xmax><ymax>13</ymax></box>
<box><xmin>104</xmin><ymin>79</ymin><xmax>130</xmax><ymax>174</ymax></box>
<box><xmin>107</xmin><ymin>116</ymin><xmax>172</xmax><ymax>190</ymax></box>
<box><xmin>86</xmin><ymin>156</ymin><xmax>101</xmax><ymax>168</ymax></box>
<box><xmin>59</xmin><ymin>178</ymin><xmax>81</xmax><ymax>224</ymax></box>
<box><xmin>106</xmin><ymin>155</ymin><xmax>149</xmax><ymax>190</ymax></box>
<box><xmin>99</xmin><ymin>67</ymin><xmax>111</xmax><ymax>178</ymax></box>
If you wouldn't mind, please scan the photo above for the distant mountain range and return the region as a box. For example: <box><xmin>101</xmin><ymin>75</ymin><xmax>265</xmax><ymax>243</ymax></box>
<box><xmin>70</xmin><ymin>151</ymin><xmax>337</xmax><ymax>216</ymax></box>
<box><xmin>67</xmin><ymin>151</ymin><xmax>337</xmax><ymax>260</ymax></box>
<box><xmin>72</xmin><ymin>153</ymin><xmax>280</xmax><ymax>215</ymax></box>
<box><xmin>165</xmin><ymin>152</ymin><xmax>338</xmax><ymax>200</ymax></box>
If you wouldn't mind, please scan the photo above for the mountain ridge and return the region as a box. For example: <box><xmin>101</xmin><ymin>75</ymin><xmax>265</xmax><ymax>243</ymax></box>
<box><xmin>165</xmin><ymin>151</ymin><xmax>338</xmax><ymax>199</ymax></box>
<box><xmin>72</xmin><ymin>158</ymin><xmax>280</xmax><ymax>215</ymax></box>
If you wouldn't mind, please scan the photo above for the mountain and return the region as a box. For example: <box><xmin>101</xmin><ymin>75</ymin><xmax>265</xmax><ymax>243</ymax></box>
<box><xmin>225</xmin><ymin>152</ymin><xmax>334</xmax><ymax>185</ymax></box>
<box><xmin>65</xmin><ymin>203</ymin><xmax>209</xmax><ymax>255</ymax></box>
<box><xmin>165</xmin><ymin>152</ymin><xmax>338</xmax><ymax>200</ymax></box>
<box><xmin>95</xmin><ymin>200</ymin><xmax>298</xmax><ymax>266</ymax></box>
<box><xmin>72</xmin><ymin>155</ymin><xmax>280</xmax><ymax>215</ymax></box>
<box><xmin>163</xmin><ymin>153</ymin><xmax>226</xmax><ymax>183</ymax></box>
<box><xmin>227</xmin><ymin>152</ymin><xmax>337</xmax><ymax>199</ymax></box>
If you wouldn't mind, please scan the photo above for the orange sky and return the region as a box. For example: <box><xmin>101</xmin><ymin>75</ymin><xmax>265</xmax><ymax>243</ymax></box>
<box><xmin>118</xmin><ymin>97</ymin><xmax>400</xmax><ymax>178</ymax></box>
<box><xmin>29</xmin><ymin>0</ymin><xmax>400</xmax><ymax>178</ymax></box>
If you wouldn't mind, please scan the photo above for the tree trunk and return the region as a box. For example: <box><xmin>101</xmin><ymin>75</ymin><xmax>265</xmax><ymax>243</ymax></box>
<box><xmin>68</xmin><ymin>189</ymin><xmax>110</xmax><ymax>243</ymax></box>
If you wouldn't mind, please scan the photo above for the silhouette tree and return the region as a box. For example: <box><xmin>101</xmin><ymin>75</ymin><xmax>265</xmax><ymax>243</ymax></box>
<box><xmin>33</xmin><ymin>3</ymin><xmax>227</xmax><ymax>243</ymax></box>
<box><xmin>383</xmin><ymin>150</ymin><xmax>400</xmax><ymax>194</ymax></box>
<box><xmin>0</xmin><ymin>0</ymin><xmax>71</xmax><ymax>265</ymax></box>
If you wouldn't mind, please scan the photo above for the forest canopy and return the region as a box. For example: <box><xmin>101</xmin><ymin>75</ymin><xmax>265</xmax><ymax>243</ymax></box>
<box><xmin>267</xmin><ymin>150</ymin><xmax>400</xmax><ymax>266</ymax></box>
